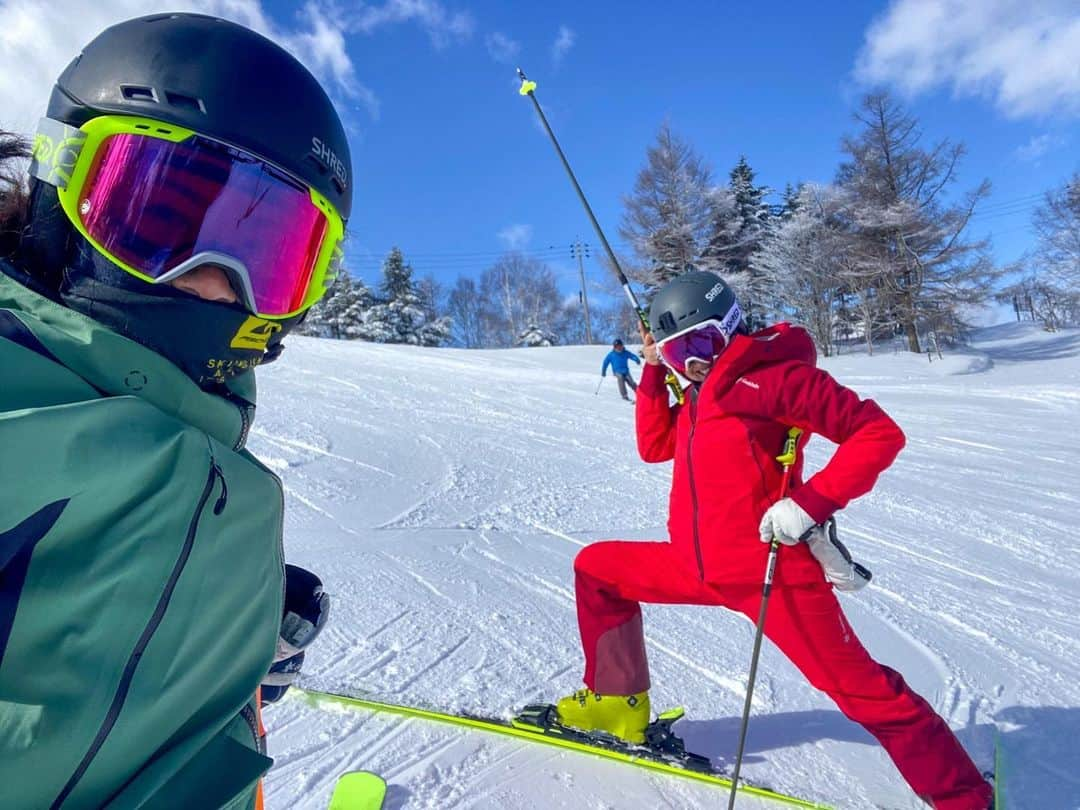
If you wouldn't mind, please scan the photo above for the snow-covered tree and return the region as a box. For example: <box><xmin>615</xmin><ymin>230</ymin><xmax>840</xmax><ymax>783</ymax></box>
<box><xmin>992</xmin><ymin>174</ymin><xmax>1080</xmax><ymax>333</ymax></box>
<box><xmin>997</xmin><ymin>272</ymin><xmax>1077</xmax><ymax>332</ymax></box>
<box><xmin>363</xmin><ymin>247</ymin><xmax>451</xmax><ymax>346</ymax></box>
<box><xmin>838</xmin><ymin>93</ymin><xmax>996</xmax><ymax>352</ymax></box>
<box><xmin>701</xmin><ymin>156</ymin><xmax>773</xmax><ymax>327</ymax></box>
<box><xmin>753</xmin><ymin>184</ymin><xmax>848</xmax><ymax>356</ymax></box>
<box><xmin>477</xmin><ymin>253</ymin><xmax>565</xmax><ymax>348</ymax></box>
<box><xmin>780</xmin><ymin>182</ymin><xmax>803</xmax><ymax>220</ymax></box>
<box><xmin>619</xmin><ymin>123</ymin><xmax>715</xmax><ymax>290</ymax></box>
<box><xmin>516</xmin><ymin>323</ymin><xmax>558</xmax><ymax>347</ymax></box>
<box><xmin>1028</xmin><ymin>172</ymin><xmax>1080</xmax><ymax>327</ymax></box>
<box><xmin>298</xmin><ymin>270</ymin><xmax>374</xmax><ymax>339</ymax></box>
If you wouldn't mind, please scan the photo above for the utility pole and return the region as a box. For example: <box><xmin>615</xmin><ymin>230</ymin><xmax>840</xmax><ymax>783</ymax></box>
<box><xmin>570</xmin><ymin>239</ymin><xmax>594</xmax><ymax>344</ymax></box>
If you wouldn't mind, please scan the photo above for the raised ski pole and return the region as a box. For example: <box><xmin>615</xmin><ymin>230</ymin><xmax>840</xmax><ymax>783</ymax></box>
<box><xmin>516</xmin><ymin>68</ymin><xmax>684</xmax><ymax>404</ymax></box>
<box><xmin>728</xmin><ymin>426</ymin><xmax>804</xmax><ymax>810</ymax></box>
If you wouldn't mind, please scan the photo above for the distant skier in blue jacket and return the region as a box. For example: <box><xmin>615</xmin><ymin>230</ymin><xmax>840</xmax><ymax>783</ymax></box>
<box><xmin>601</xmin><ymin>339</ymin><xmax>641</xmax><ymax>401</ymax></box>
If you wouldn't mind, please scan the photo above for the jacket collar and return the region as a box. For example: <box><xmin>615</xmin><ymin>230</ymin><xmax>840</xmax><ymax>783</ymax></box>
<box><xmin>701</xmin><ymin>322</ymin><xmax>816</xmax><ymax>398</ymax></box>
<box><xmin>0</xmin><ymin>265</ymin><xmax>255</xmax><ymax>450</ymax></box>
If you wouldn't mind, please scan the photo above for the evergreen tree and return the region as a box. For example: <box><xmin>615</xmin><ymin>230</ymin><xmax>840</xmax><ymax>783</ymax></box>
<box><xmin>781</xmin><ymin>182</ymin><xmax>803</xmax><ymax>219</ymax></box>
<box><xmin>298</xmin><ymin>270</ymin><xmax>373</xmax><ymax>339</ymax></box>
<box><xmin>516</xmin><ymin>323</ymin><xmax>559</xmax><ymax>347</ymax></box>
<box><xmin>364</xmin><ymin>247</ymin><xmax>451</xmax><ymax>346</ymax></box>
<box><xmin>379</xmin><ymin>247</ymin><xmax>414</xmax><ymax>299</ymax></box>
<box><xmin>701</xmin><ymin>156</ymin><xmax>772</xmax><ymax>327</ymax></box>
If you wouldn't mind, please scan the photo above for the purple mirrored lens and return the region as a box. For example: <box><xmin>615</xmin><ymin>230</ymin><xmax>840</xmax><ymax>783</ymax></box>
<box><xmin>659</xmin><ymin>324</ymin><xmax>726</xmax><ymax>371</ymax></box>
<box><xmin>80</xmin><ymin>133</ymin><xmax>328</xmax><ymax>315</ymax></box>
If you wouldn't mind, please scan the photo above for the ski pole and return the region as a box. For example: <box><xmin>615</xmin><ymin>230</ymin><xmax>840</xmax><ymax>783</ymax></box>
<box><xmin>595</xmin><ymin>377</ymin><xmax>605</xmax><ymax>395</ymax></box>
<box><xmin>727</xmin><ymin>426</ymin><xmax>803</xmax><ymax>810</ymax></box>
<box><xmin>516</xmin><ymin>68</ymin><xmax>684</xmax><ymax>405</ymax></box>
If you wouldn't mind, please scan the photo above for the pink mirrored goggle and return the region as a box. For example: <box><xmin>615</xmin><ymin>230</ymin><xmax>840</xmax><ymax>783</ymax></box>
<box><xmin>76</xmin><ymin>132</ymin><xmax>340</xmax><ymax>318</ymax></box>
<box><xmin>656</xmin><ymin>320</ymin><xmax>731</xmax><ymax>374</ymax></box>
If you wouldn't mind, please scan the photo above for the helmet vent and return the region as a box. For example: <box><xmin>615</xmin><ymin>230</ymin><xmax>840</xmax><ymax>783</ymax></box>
<box><xmin>121</xmin><ymin>84</ymin><xmax>158</xmax><ymax>103</ymax></box>
<box><xmin>658</xmin><ymin>311</ymin><xmax>677</xmax><ymax>333</ymax></box>
<box><xmin>130</xmin><ymin>123</ymin><xmax>176</xmax><ymax>136</ymax></box>
<box><xmin>165</xmin><ymin>91</ymin><xmax>206</xmax><ymax>113</ymax></box>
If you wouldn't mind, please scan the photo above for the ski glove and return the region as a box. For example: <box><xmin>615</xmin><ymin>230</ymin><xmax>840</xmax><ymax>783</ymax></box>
<box><xmin>806</xmin><ymin>518</ymin><xmax>872</xmax><ymax>592</ymax></box>
<box><xmin>758</xmin><ymin>498</ymin><xmax>817</xmax><ymax>545</ymax></box>
<box><xmin>261</xmin><ymin>564</ymin><xmax>330</xmax><ymax>706</ymax></box>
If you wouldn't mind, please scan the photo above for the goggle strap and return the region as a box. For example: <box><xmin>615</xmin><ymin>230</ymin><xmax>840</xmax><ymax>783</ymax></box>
<box><xmin>30</xmin><ymin>117</ymin><xmax>87</xmax><ymax>190</ymax></box>
<box><xmin>718</xmin><ymin>300</ymin><xmax>744</xmax><ymax>339</ymax></box>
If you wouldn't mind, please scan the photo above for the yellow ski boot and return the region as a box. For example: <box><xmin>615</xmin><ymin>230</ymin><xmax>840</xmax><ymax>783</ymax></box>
<box><xmin>555</xmin><ymin>688</ymin><xmax>651</xmax><ymax>744</ymax></box>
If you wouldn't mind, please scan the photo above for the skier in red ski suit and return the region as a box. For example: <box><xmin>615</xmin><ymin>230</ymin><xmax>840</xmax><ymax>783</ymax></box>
<box><xmin>556</xmin><ymin>271</ymin><xmax>992</xmax><ymax>809</ymax></box>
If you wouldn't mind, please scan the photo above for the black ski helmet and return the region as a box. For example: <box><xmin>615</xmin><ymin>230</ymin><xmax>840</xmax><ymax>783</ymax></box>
<box><xmin>48</xmin><ymin>12</ymin><xmax>352</xmax><ymax>220</ymax></box>
<box><xmin>649</xmin><ymin>270</ymin><xmax>744</xmax><ymax>343</ymax></box>
<box><xmin>22</xmin><ymin>13</ymin><xmax>354</xmax><ymax>388</ymax></box>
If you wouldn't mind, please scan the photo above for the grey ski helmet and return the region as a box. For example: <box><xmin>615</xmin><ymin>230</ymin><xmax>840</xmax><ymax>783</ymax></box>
<box><xmin>649</xmin><ymin>270</ymin><xmax>744</xmax><ymax>344</ymax></box>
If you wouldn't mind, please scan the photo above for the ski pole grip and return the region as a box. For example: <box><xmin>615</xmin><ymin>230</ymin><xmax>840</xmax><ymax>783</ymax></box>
<box><xmin>775</xmin><ymin>426</ymin><xmax>804</xmax><ymax>468</ymax></box>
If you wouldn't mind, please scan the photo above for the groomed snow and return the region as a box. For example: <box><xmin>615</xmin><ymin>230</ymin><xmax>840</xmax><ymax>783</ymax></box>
<box><xmin>255</xmin><ymin>323</ymin><xmax>1080</xmax><ymax>810</ymax></box>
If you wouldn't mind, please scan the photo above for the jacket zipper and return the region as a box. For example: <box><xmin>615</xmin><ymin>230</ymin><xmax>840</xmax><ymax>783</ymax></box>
<box><xmin>52</xmin><ymin>460</ymin><xmax>226</xmax><ymax>809</ymax></box>
<box><xmin>686</xmin><ymin>387</ymin><xmax>705</xmax><ymax>580</ymax></box>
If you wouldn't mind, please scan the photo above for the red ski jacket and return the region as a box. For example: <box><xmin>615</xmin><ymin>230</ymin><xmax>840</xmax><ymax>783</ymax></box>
<box><xmin>636</xmin><ymin>323</ymin><xmax>905</xmax><ymax>585</ymax></box>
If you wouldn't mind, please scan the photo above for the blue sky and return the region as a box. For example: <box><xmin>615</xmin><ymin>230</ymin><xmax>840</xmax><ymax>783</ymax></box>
<box><xmin>2</xmin><ymin>0</ymin><xmax>1077</xmax><ymax>303</ymax></box>
<box><xmin>266</xmin><ymin>0</ymin><xmax>1077</xmax><ymax>297</ymax></box>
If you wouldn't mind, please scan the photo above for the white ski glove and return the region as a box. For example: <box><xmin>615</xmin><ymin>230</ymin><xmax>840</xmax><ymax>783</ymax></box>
<box><xmin>806</xmin><ymin>518</ymin><xmax>872</xmax><ymax>592</ymax></box>
<box><xmin>758</xmin><ymin>498</ymin><xmax>817</xmax><ymax>545</ymax></box>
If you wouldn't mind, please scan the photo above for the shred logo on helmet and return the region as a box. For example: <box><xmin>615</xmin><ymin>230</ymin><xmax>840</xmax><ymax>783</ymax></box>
<box><xmin>311</xmin><ymin>136</ymin><xmax>348</xmax><ymax>190</ymax></box>
<box><xmin>20</xmin><ymin>12</ymin><xmax>355</xmax><ymax>386</ymax></box>
<box><xmin>704</xmin><ymin>282</ymin><xmax>726</xmax><ymax>302</ymax></box>
<box><xmin>649</xmin><ymin>270</ymin><xmax>746</xmax><ymax>375</ymax></box>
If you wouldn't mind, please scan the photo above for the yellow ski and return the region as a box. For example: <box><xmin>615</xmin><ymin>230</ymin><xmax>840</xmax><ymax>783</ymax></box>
<box><xmin>301</xmin><ymin>688</ymin><xmax>831</xmax><ymax>808</ymax></box>
<box><xmin>328</xmin><ymin>771</ymin><xmax>385</xmax><ymax>810</ymax></box>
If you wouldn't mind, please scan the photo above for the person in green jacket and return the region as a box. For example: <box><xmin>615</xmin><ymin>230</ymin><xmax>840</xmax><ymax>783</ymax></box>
<box><xmin>0</xmin><ymin>13</ymin><xmax>348</xmax><ymax>809</ymax></box>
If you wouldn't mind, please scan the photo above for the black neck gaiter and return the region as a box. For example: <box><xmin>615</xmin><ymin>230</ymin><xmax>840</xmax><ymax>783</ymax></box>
<box><xmin>59</xmin><ymin>242</ymin><xmax>297</xmax><ymax>387</ymax></box>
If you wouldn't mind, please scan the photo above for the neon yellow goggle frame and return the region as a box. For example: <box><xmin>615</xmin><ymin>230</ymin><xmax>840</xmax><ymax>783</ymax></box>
<box><xmin>31</xmin><ymin>114</ymin><xmax>345</xmax><ymax>320</ymax></box>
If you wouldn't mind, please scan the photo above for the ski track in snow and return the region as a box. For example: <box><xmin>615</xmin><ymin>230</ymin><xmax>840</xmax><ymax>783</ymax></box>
<box><xmin>255</xmin><ymin>326</ymin><xmax>1080</xmax><ymax>810</ymax></box>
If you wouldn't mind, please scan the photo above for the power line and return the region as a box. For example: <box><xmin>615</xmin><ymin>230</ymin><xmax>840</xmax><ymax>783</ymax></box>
<box><xmin>972</xmin><ymin>192</ymin><xmax>1045</xmax><ymax>213</ymax></box>
<box><xmin>345</xmin><ymin>189</ymin><xmax>1048</xmax><ymax>275</ymax></box>
<box><xmin>350</xmin><ymin>245</ymin><xmax>572</xmax><ymax>260</ymax></box>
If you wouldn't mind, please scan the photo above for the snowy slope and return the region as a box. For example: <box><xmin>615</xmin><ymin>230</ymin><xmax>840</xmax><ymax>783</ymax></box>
<box><xmin>253</xmin><ymin>323</ymin><xmax>1080</xmax><ymax>810</ymax></box>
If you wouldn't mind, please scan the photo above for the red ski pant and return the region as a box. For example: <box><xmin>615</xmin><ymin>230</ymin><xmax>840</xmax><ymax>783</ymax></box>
<box><xmin>573</xmin><ymin>541</ymin><xmax>992</xmax><ymax>810</ymax></box>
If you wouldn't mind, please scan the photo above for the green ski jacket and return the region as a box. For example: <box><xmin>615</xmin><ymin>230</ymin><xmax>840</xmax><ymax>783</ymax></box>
<box><xmin>0</xmin><ymin>266</ymin><xmax>284</xmax><ymax>809</ymax></box>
